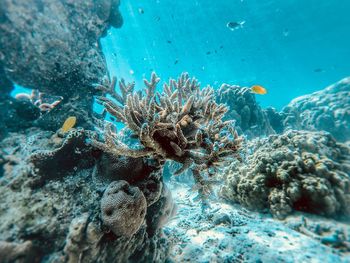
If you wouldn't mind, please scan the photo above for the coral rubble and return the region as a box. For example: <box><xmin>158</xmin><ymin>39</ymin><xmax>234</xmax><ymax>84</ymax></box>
<box><xmin>282</xmin><ymin>77</ymin><xmax>350</xmax><ymax>142</ymax></box>
<box><xmin>221</xmin><ymin>130</ymin><xmax>350</xmax><ymax>219</ymax></box>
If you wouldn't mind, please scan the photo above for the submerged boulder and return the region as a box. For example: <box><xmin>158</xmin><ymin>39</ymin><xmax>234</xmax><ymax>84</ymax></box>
<box><xmin>0</xmin><ymin>0</ymin><xmax>122</xmax><ymax>96</ymax></box>
<box><xmin>282</xmin><ymin>77</ymin><xmax>350</xmax><ymax>142</ymax></box>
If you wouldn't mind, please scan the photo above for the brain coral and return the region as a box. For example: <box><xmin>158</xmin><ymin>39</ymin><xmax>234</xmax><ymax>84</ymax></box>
<box><xmin>101</xmin><ymin>180</ymin><xmax>147</xmax><ymax>236</ymax></box>
<box><xmin>221</xmin><ymin>130</ymin><xmax>350</xmax><ymax>219</ymax></box>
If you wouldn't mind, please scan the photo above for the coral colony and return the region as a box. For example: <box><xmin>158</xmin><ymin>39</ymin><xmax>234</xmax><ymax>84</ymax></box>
<box><xmin>92</xmin><ymin>72</ymin><xmax>243</xmax><ymax>200</ymax></box>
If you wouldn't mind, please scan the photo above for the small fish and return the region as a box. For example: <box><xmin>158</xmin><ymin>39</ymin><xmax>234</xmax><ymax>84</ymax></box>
<box><xmin>138</xmin><ymin>8</ymin><xmax>144</xmax><ymax>14</ymax></box>
<box><xmin>61</xmin><ymin>116</ymin><xmax>76</xmax><ymax>133</ymax></box>
<box><xmin>206</xmin><ymin>51</ymin><xmax>211</xmax><ymax>55</ymax></box>
<box><xmin>250</xmin><ymin>85</ymin><xmax>267</xmax><ymax>95</ymax></box>
<box><xmin>227</xmin><ymin>21</ymin><xmax>245</xmax><ymax>31</ymax></box>
<box><xmin>314</xmin><ymin>68</ymin><xmax>324</xmax><ymax>73</ymax></box>
<box><xmin>129</xmin><ymin>69</ymin><xmax>134</xmax><ymax>75</ymax></box>
<box><xmin>174</xmin><ymin>59</ymin><xmax>179</xmax><ymax>65</ymax></box>
<box><xmin>167</xmin><ymin>40</ymin><xmax>172</xmax><ymax>44</ymax></box>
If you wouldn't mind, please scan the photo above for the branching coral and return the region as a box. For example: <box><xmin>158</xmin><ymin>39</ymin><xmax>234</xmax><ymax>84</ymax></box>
<box><xmin>92</xmin><ymin>72</ymin><xmax>242</xmax><ymax>197</ymax></box>
<box><xmin>15</xmin><ymin>89</ymin><xmax>63</xmax><ymax>112</ymax></box>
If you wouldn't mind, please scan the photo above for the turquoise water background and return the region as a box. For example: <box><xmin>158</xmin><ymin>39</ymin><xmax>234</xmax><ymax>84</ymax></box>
<box><xmin>101</xmin><ymin>0</ymin><xmax>350</xmax><ymax>109</ymax></box>
<box><xmin>11</xmin><ymin>0</ymin><xmax>350</xmax><ymax>110</ymax></box>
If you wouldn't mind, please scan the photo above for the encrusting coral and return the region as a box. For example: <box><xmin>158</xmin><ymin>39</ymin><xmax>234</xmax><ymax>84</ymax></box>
<box><xmin>221</xmin><ymin>130</ymin><xmax>350</xmax><ymax>219</ymax></box>
<box><xmin>92</xmin><ymin>72</ymin><xmax>242</xmax><ymax>199</ymax></box>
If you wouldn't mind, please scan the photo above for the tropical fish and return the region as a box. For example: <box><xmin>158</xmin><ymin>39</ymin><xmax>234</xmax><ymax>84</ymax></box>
<box><xmin>250</xmin><ymin>85</ymin><xmax>267</xmax><ymax>95</ymax></box>
<box><xmin>226</xmin><ymin>21</ymin><xmax>245</xmax><ymax>31</ymax></box>
<box><xmin>61</xmin><ymin>116</ymin><xmax>76</xmax><ymax>132</ymax></box>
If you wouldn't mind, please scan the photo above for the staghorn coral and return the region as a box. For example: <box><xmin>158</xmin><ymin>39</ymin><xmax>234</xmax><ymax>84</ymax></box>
<box><xmin>101</xmin><ymin>180</ymin><xmax>147</xmax><ymax>236</ymax></box>
<box><xmin>216</xmin><ymin>84</ymin><xmax>275</xmax><ymax>138</ymax></box>
<box><xmin>221</xmin><ymin>130</ymin><xmax>350</xmax><ymax>219</ymax></box>
<box><xmin>92</xmin><ymin>72</ymin><xmax>242</xmax><ymax>198</ymax></box>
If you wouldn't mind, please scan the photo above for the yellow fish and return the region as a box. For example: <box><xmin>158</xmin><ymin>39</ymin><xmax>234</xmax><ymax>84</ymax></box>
<box><xmin>250</xmin><ymin>85</ymin><xmax>267</xmax><ymax>95</ymax></box>
<box><xmin>61</xmin><ymin>116</ymin><xmax>76</xmax><ymax>132</ymax></box>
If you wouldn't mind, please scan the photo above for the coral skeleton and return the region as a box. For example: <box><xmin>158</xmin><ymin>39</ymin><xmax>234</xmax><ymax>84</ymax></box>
<box><xmin>92</xmin><ymin>72</ymin><xmax>242</xmax><ymax>198</ymax></box>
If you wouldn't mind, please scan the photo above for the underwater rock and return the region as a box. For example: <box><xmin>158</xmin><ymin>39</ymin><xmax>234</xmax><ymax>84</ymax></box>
<box><xmin>216</xmin><ymin>84</ymin><xmax>275</xmax><ymax>138</ymax></box>
<box><xmin>0</xmin><ymin>63</ymin><xmax>13</xmax><ymax>98</ymax></box>
<box><xmin>0</xmin><ymin>240</ymin><xmax>38</xmax><ymax>263</ymax></box>
<box><xmin>0</xmin><ymin>0</ymin><xmax>123</xmax><ymax>131</ymax></box>
<box><xmin>221</xmin><ymin>130</ymin><xmax>350</xmax><ymax>219</ymax></box>
<box><xmin>282</xmin><ymin>77</ymin><xmax>350</xmax><ymax>142</ymax></box>
<box><xmin>146</xmin><ymin>184</ymin><xmax>177</xmax><ymax>236</ymax></box>
<box><xmin>101</xmin><ymin>180</ymin><xmax>147</xmax><ymax>237</ymax></box>
<box><xmin>0</xmin><ymin>129</ymin><xmax>170</xmax><ymax>262</ymax></box>
<box><xmin>263</xmin><ymin>106</ymin><xmax>285</xmax><ymax>134</ymax></box>
<box><xmin>29</xmin><ymin>128</ymin><xmax>97</xmax><ymax>187</ymax></box>
<box><xmin>94</xmin><ymin>153</ymin><xmax>153</xmax><ymax>184</ymax></box>
<box><xmin>0</xmin><ymin>0</ymin><xmax>122</xmax><ymax>96</ymax></box>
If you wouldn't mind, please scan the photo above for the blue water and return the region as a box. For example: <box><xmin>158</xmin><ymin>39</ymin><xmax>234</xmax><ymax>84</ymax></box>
<box><xmin>101</xmin><ymin>0</ymin><xmax>350</xmax><ymax>109</ymax></box>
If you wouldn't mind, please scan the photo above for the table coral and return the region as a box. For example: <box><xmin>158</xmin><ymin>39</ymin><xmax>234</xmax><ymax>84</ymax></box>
<box><xmin>92</xmin><ymin>72</ymin><xmax>242</xmax><ymax>199</ymax></box>
<box><xmin>221</xmin><ymin>130</ymin><xmax>350</xmax><ymax>219</ymax></box>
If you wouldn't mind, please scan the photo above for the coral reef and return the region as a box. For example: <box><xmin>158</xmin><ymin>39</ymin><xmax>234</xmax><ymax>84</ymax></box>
<box><xmin>92</xmin><ymin>72</ymin><xmax>242</xmax><ymax>199</ymax></box>
<box><xmin>29</xmin><ymin>128</ymin><xmax>97</xmax><ymax>186</ymax></box>
<box><xmin>221</xmin><ymin>130</ymin><xmax>350</xmax><ymax>219</ymax></box>
<box><xmin>216</xmin><ymin>84</ymin><xmax>275</xmax><ymax>138</ymax></box>
<box><xmin>101</xmin><ymin>180</ymin><xmax>147</xmax><ymax>236</ymax></box>
<box><xmin>0</xmin><ymin>129</ymin><xmax>171</xmax><ymax>262</ymax></box>
<box><xmin>282</xmin><ymin>77</ymin><xmax>350</xmax><ymax>142</ymax></box>
<box><xmin>146</xmin><ymin>184</ymin><xmax>177</xmax><ymax>235</ymax></box>
<box><xmin>0</xmin><ymin>0</ymin><xmax>123</xmax><ymax>131</ymax></box>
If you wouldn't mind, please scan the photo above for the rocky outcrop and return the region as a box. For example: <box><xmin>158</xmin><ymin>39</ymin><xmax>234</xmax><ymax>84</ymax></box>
<box><xmin>216</xmin><ymin>84</ymin><xmax>275</xmax><ymax>138</ymax></box>
<box><xmin>0</xmin><ymin>0</ymin><xmax>123</xmax><ymax>131</ymax></box>
<box><xmin>0</xmin><ymin>129</ymin><xmax>171</xmax><ymax>262</ymax></box>
<box><xmin>282</xmin><ymin>77</ymin><xmax>350</xmax><ymax>142</ymax></box>
<box><xmin>221</xmin><ymin>130</ymin><xmax>350</xmax><ymax>219</ymax></box>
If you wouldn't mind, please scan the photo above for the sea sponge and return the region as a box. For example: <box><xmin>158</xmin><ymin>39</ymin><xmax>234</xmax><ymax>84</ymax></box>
<box><xmin>221</xmin><ymin>130</ymin><xmax>350</xmax><ymax>219</ymax></box>
<box><xmin>101</xmin><ymin>180</ymin><xmax>147</xmax><ymax>236</ymax></box>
